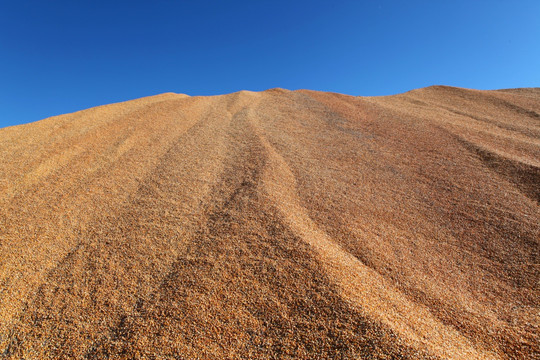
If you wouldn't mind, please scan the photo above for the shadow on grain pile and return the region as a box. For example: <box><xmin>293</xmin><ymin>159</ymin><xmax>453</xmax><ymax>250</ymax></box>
<box><xmin>0</xmin><ymin>86</ymin><xmax>539</xmax><ymax>359</ymax></box>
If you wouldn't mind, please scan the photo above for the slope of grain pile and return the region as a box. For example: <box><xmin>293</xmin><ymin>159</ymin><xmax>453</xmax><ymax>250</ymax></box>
<box><xmin>0</xmin><ymin>86</ymin><xmax>538</xmax><ymax>359</ymax></box>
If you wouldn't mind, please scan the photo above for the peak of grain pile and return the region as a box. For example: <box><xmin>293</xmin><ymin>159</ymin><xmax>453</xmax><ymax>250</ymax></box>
<box><xmin>0</xmin><ymin>86</ymin><xmax>538</xmax><ymax>359</ymax></box>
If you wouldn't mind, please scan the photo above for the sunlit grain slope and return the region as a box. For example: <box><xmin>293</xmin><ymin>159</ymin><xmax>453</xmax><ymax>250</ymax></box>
<box><xmin>0</xmin><ymin>86</ymin><xmax>538</xmax><ymax>359</ymax></box>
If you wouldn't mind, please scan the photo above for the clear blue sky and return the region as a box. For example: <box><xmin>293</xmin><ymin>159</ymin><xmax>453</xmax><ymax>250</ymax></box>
<box><xmin>1</xmin><ymin>1</ymin><xmax>539</xmax><ymax>128</ymax></box>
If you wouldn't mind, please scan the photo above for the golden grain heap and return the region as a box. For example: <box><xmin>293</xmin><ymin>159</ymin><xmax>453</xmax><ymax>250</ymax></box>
<box><xmin>0</xmin><ymin>86</ymin><xmax>538</xmax><ymax>359</ymax></box>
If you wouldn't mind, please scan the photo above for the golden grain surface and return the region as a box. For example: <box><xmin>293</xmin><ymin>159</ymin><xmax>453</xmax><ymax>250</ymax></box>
<box><xmin>0</xmin><ymin>87</ymin><xmax>538</xmax><ymax>359</ymax></box>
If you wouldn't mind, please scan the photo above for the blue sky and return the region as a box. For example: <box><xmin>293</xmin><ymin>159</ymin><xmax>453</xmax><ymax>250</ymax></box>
<box><xmin>1</xmin><ymin>1</ymin><xmax>539</xmax><ymax>128</ymax></box>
